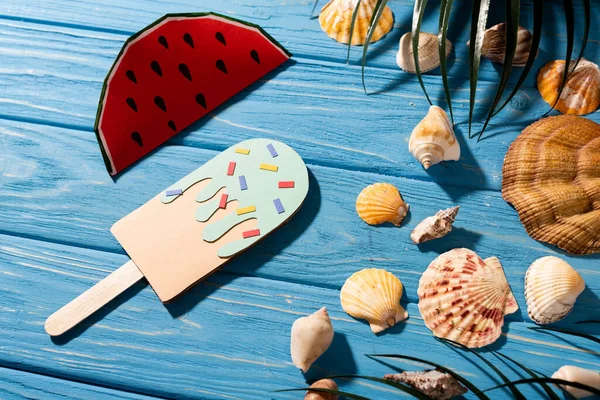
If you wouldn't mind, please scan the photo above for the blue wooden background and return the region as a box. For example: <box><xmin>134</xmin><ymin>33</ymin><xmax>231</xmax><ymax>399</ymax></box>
<box><xmin>0</xmin><ymin>0</ymin><xmax>599</xmax><ymax>399</ymax></box>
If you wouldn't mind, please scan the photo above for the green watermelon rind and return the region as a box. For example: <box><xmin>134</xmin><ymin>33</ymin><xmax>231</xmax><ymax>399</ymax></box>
<box><xmin>94</xmin><ymin>12</ymin><xmax>293</xmax><ymax>176</ymax></box>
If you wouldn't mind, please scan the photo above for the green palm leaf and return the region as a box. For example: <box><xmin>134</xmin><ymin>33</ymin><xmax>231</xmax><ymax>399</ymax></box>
<box><xmin>412</xmin><ymin>0</ymin><xmax>432</xmax><ymax>104</ymax></box>
<box><xmin>576</xmin><ymin>320</ymin><xmax>600</xmax><ymax>324</ymax></box>
<box><xmin>311</xmin><ymin>0</ymin><xmax>320</xmax><ymax>18</ymax></box>
<box><xmin>547</xmin><ymin>0</ymin><xmax>575</xmax><ymax>113</ymax></box>
<box><xmin>484</xmin><ymin>378</ymin><xmax>600</xmax><ymax>396</ymax></box>
<box><xmin>346</xmin><ymin>0</ymin><xmax>363</xmax><ymax>63</ymax></box>
<box><xmin>528</xmin><ymin>326</ymin><xmax>600</xmax><ymax>344</ymax></box>
<box><xmin>467</xmin><ymin>0</ymin><xmax>491</xmax><ymax>138</ymax></box>
<box><xmin>275</xmin><ymin>387</ymin><xmax>370</xmax><ymax>399</ymax></box>
<box><xmin>361</xmin><ymin>0</ymin><xmax>388</xmax><ymax>93</ymax></box>
<box><xmin>438</xmin><ymin>0</ymin><xmax>454</xmax><ymax>123</ymax></box>
<box><xmin>325</xmin><ymin>375</ymin><xmax>433</xmax><ymax>399</ymax></box>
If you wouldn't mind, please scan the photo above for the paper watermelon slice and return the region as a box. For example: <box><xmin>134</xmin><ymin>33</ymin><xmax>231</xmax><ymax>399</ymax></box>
<box><xmin>94</xmin><ymin>13</ymin><xmax>292</xmax><ymax>176</ymax></box>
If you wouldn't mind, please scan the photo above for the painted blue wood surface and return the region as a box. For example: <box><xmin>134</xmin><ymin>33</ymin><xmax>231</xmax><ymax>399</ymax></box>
<box><xmin>0</xmin><ymin>0</ymin><xmax>598</xmax><ymax>399</ymax></box>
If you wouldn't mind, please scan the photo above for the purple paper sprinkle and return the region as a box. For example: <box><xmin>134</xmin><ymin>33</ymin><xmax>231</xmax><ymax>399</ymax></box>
<box><xmin>165</xmin><ymin>188</ymin><xmax>183</xmax><ymax>197</ymax></box>
<box><xmin>267</xmin><ymin>143</ymin><xmax>278</xmax><ymax>158</ymax></box>
<box><xmin>239</xmin><ymin>175</ymin><xmax>248</xmax><ymax>191</ymax></box>
<box><xmin>273</xmin><ymin>198</ymin><xmax>284</xmax><ymax>214</ymax></box>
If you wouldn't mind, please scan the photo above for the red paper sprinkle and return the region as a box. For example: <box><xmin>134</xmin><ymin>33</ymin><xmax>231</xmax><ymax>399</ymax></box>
<box><xmin>227</xmin><ymin>162</ymin><xmax>236</xmax><ymax>176</ymax></box>
<box><xmin>278</xmin><ymin>181</ymin><xmax>295</xmax><ymax>188</ymax></box>
<box><xmin>243</xmin><ymin>229</ymin><xmax>261</xmax><ymax>239</ymax></box>
<box><xmin>219</xmin><ymin>193</ymin><xmax>229</xmax><ymax>209</ymax></box>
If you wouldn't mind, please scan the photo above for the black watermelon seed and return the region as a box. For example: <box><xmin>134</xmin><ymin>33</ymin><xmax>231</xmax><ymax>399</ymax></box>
<box><xmin>215</xmin><ymin>32</ymin><xmax>226</xmax><ymax>45</ymax></box>
<box><xmin>158</xmin><ymin>35</ymin><xmax>169</xmax><ymax>49</ymax></box>
<box><xmin>216</xmin><ymin>59</ymin><xmax>227</xmax><ymax>74</ymax></box>
<box><xmin>126</xmin><ymin>97</ymin><xmax>137</xmax><ymax>112</ymax></box>
<box><xmin>178</xmin><ymin>63</ymin><xmax>192</xmax><ymax>81</ymax></box>
<box><xmin>195</xmin><ymin>93</ymin><xmax>207</xmax><ymax>109</ymax></box>
<box><xmin>150</xmin><ymin>61</ymin><xmax>162</xmax><ymax>77</ymax></box>
<box><xmin>183</xmin><ymin>33</ymin><xmax>194</xmax><ymax>48</ymax></box>
<box><xmin>154</xmin><ymin>96</ymin><xmax>167</xmax><ymax>112</ymax></box>
<box><xmin>250</xmin><ymin>50</ymin><xmax>260</xmax><ymax>64</ymax></box>
<box><xmin>126</xmin><ymin>70</ymin><xmax>137</xmax><ymax>83</ymax></box>
<box><xmin>168</xmin><ymin>120</ymin><xmax>177</xmax><ymax>132</ymax></box>
<box><xmin>131</xmin><ymin>132</ymin><xmax>143</xmax><ymax>147</ymax></box>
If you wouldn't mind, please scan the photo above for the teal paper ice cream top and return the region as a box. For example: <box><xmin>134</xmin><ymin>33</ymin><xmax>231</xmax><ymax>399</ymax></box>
<box><xmin>160</xmin><ymin>138</ymin><xmax>309</xmax><ymax>258</ymax></box>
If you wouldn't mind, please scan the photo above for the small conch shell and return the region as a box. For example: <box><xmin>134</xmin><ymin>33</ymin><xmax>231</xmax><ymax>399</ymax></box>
<box><xmin>290</xmin><ymin>307</ymin><xmax>334</xmax><ymax>373</ymax></box>
<box><xmin>397</xmin><ymin>32</ymin><xmax>452</xmax><ymax>73</ymax></box>
<box><xmin>319</xmin><ymin>0</ymin><xmax>394</xmax><ymax>45</ymax></box>
<box><xmin>418</xmin><ymin>249</ymin><xmax>518</xmax><ymax>348</ymax></box>
<box><xmin>384</xmin><ymin>369</ymin><xmax>468</xmax><ymax>400</ymax></box>
<box><xmin>409</xmin><ymin>106</ymin><xmax>460</xmax><ymax>169</ymax></box>
<box><xmin>305</xmin><ymin>379</ymin><xmax>339</xmax><ymax>400</ymax></box>
<box><xmin>467</xmin><ymin>23</ymin><xmax>537</xmax><ymax>66</ymax></box>
<box><xmin>525</xmin><ymin>256</ymin><xmax>585</xmax><ymax>325</ymax></box>
<box><xmin>341</xmin><ymin>268</ymin><xmax>408</xmax><ymax>334</ymax></box>
<box><xmin>411</xmin><ymin>206</ymin><xmax>459</xmax><ymax>244</ymax></box>
<box><xmin>537</xmin><ymin>58</ymin><xmax>600</xmax><ymax>115</ymax></box>
<box><xmin>356</xmin><ymin>183</ymin><xmax>409</xmax><ymax>226</ymax></box>
<box><xmin>552</xmin><ymin>366</ymin><xmax>600</xmax><ymax>399</ymax></box>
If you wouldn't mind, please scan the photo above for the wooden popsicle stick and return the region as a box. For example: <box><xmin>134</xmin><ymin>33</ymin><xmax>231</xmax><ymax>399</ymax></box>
<box><xmin>44</xmin><ymin>260</ymin><xmax>144</xmax><ymax>337</ymax></box>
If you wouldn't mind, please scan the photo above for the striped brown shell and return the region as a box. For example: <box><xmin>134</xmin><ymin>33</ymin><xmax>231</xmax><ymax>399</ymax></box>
<box><xmin>502</xmin><ymin>115</ymin><xmax>600</xmax><ymax>254</ymax></box>
<box><xmin>418</xmin><ymin>248</ymin><xmax>518</xmax><ymax>348</ymax></box>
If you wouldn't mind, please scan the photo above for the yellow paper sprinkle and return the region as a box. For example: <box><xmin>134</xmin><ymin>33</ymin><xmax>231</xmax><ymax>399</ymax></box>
<box><xmin>260</xmin><ymin>163</ymin><xmax>279</xmax><ymax>172</ymax></box>
<box><xmin>236</xmin><ymin>205</ymin><xmax>256</xmax><ymax>215</ymax></box>
<box><xmin>235</xmin><ymin>148</ymin><xmax>250</xmax><ymax>155</ymax></box>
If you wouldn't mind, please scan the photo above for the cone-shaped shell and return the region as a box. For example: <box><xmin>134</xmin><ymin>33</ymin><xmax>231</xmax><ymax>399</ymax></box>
<box><xmin>409</xmin><ymin>106</ymin><xmax>460</xmax><ymax>169</ymax></box>
<box><xmin>552</xmin><ymin>366</ymin><xmax>600</xmax><ymax>399</ymax></box>
<box><xmin>290</xmin><ymin>307</ymin><xmax>334</xmax><ymax>373</ymax></box>
<box><xmin>397</xmin><ymin>32</ymin><xmax>452</xmax><ymax>73</ymax></box>
<box><xmin>411</xmin><ymin>206</ymin><xmax>459</xmax><ymax>244</ymax></box>
<box><xmin>537</xmin><ymin>59</ymin><xmax>600</xmax><ymax>115</ymax></box>
<box><xmin>319</xmin><ymin>0</ymin><xmax>394</xmax><ymax>45</ymax></box>
<box><xmin>525</xmin><ymin>257</ymin><xmax>585</xmax><ymax>325</ymax></box>
<box><xmin>341</xmin><ymin>268</ymin><xmax>408</xmax><ymax>334</ymax></box>
<box><xmin>356</xmin><ymin>183</ymin><xmax>409</xmax><ymax>226</ymax></box>
<box><xmin>305</xmin><ymin>379</ymin><xmax>339</xmax><ymax>400</ymax></box>
<box><xmin>467</xmin><ymin>23</ymin><xmax>536</xmax><ymax>67</ymax></box>
<box><xmin>502</xmin><ymin>115</ymin><xmax>600</xmax><ymax>255</ymax></box>
<box><xmin>418</xmin><ymin>249</ymin><xmax>518</xmax><ymax>348</ymax></box>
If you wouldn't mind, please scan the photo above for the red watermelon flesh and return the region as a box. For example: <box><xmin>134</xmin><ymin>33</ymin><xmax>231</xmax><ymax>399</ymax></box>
<box><xmin>95</xmin><ymin>13</ymin><xmax>291</xmax><ymax>176</ymax></box>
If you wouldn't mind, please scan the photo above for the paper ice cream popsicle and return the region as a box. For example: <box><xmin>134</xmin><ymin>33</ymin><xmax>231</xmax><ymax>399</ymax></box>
<box><xmin>45</xmin><ymin>139</ymin><xmax>309</xmax><ymax>336</ymax></box>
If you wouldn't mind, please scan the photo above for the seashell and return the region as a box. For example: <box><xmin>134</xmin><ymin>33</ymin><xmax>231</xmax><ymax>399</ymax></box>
<box><xmin>411</xmin><ymin>206</ymin><xmax>459</xmax><ymax>244</ymax></box>
<box><xmin>467</xmin><ymin>23</ymin><xmax>537</xmax><ymax>66</ymax></box>
<box><xmin>340</xmin><ymin>268</ymin><xmax>408</xmax><ymax>334</ymax></box>
<box><xmin>356</xmin><ymin>183</ymin><xmax>409</xmax><ymax>226</ymax></box>
<box><xmin>502</xmin><ymin>115</ymin><xmax>600</xmax><ymax>255</ymax></box>
<box><xmin>397</xmin><ymin>32</ymin><xmax>452</xmax><ymax>73</ymax></box>
<box><xmin>319</xmin><ymin>0</ymin><xmax>394</xmax><ymax>45</ymax></box>
<box><xmin>290</xmin><ymin>307</ymin><xmax>334</xmax><ymax>373</ymax></box>
<box><xmin>537</xmin><ymin>58</ymin><xmax>600</xmax><ymax>115</ymax></box>
<box><xmin>305</xmin><ymin>379</ymin><xmax>339</xmax><ymax>400</ymax></box>
<box><xmin>409</xmin><ymin>106</ymin><xmax>460</xmax><ymax>169</ymax></box>
<box><xmin>384</xmin><ymin>369</ymin><xmax>468</xmax><ymax>400</ymax></box>
<box><xmin>525</xmin><ymin>256</ymin><xmax>585</xmax><ymax>325</ymax></box>
<box><xmin>418</xmin><ymin>248</ymin><xmax>518</xmax><ymax>348</ymax></box>
<box><xmin>552</xmin><ymin>366</ymin><xmax>600</xmax><ymax>399</ymax></box>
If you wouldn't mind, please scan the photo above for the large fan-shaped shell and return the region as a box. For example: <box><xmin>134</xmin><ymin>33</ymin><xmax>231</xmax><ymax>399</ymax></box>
<box><xmin>341</xmin><ymin>268</ymin><xmax>408</xmax><ymax>334</ymax></box>
<box><xmin>319</xmin><ymin>0</ymin><xmax>394</xmax><ymax>45</ymax></box>
<box><xmin>467</xmin><ymin>23</ymin><xmax>536</xmax><ymax>67</ymax></box>
<box><xmin>525</xmin><ymin>257</ymin><xmax>585</xmax><ymax>325</ymax></box>
<box><xmin>409</xmin><ymin>106</ymin><xmax>460</xmax><ymax>169</ymax></box>
<box><xmin>418</xmin><ymin>249</ymin><xmax>518</xmax><ymax>348</ymax></box>
<box><xmin>397</xmin><ymin>32</ymin><xmax>452</xmax><ymax>73</ymax></box>
<box><xmin>537</xmin><ymin>59</ymin><xmax>600</xmax><ymax>115</ymax></box>
<box><xmin>502</xmin><ymin>115</ymin><xmax>600</xmax><ymax>255</ymax></box>
<box><xmin>356</xmin><ymin>183</ymin><xmax>409</xmax><ymax>226</ymax></box>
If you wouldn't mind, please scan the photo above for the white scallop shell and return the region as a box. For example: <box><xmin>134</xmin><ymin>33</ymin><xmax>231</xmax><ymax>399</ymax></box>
<box><xmin>396</xmin><ymin>32</ymin><xmax>452</xmax><ymax>74</ymax></box>
<box><xmin>409</xmin><ymin>106</ymin><xmax>460</xmax><ymax>169</ymax></box>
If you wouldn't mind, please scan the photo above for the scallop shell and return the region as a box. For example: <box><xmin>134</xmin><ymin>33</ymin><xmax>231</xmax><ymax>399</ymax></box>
<box><xmin>305</xmin><ymin>379</ymin><xmax>339</xmax><ymax>400</ymax></box>
<box><xmin>418</xmin><ymin>248</ymin><xmax>518</xmax><ymax>348</ymax></box>
<box><xmin>409</xmin><ymin>106</ymin><xmax>460</xmax><ymax>169</ymax></box>
<box><xmin>525</xmin><ymin>256</ymin><xmax>585</xmax><ymax>325</ymax></box>
<box><xmin>537</xmin><ymin>59</ymin><xmax>600</xmax><ymax>115</ymax></box>
<box><xmin>411</xmin><ymin>206</ymin><xmax>459</xmax><ymax>244</ymax></box>
<box><xmin>502</xmin><ymin>115</ymin><xmax>600</xmax><ymax>255</ymax></box>
<box><xmin>397</xmin><ymin>32</ymin><xmax>453</xmax><ymax>73</ymax></box>
<box><xmin>340</xmin><ymin>268</ymin><xmax>408</xmax><ymax>334</ymax></box>
<box><xmin>467</xmin><ymin>23</ymin><xmax>537</xmax><ymax>66</ymax></box>
<box><xmin>319</xmin><ymin>0</ymin><xmax>394</xmax><ymax>45</ymax></box>
<box><xmin>356</xmin><ymin>183</ymin><xmax>409</xmax><ymax>226</ymax></box>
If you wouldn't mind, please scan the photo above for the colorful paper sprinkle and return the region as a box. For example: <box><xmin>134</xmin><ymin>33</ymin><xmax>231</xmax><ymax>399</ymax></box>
<box><xmin>239</xmin><ymin>175</ymin><xmax>248</xmax><ymax>191</ymax></box>
<box><xmin>267</xmin><ymin>143</ymin><xmax>278</xmax><ymax>158</ymax></box>
<box><xmin>260</xmin><ymin>163</ymin><xmax>279</xmax><ymax>172</ymax></box>
<box><xmin>219</xmin><ymin>193</ymin><xmax>229</xmax><ymax>209</ymax></box>
<box><xmin>273</xmin><ymin>198</ymin><xmax>284</xmax><ymax>214</ymax></box>
<box><xmin>243</xmin><ymin>229</ymin><xmax>261</xmax><ymax>239</ymax></box>
<box><xmin>227</xmin><ymin>161</ymin><xmax>236</xmax><ymax>176</ymax></box>
<box><xmin>278</xmin><ymin>181</ymin><xmax>295</xmax><ymax>188</ymax></box>
<box><xmin>165</xmin><ymin>188</ymin><xmax>183</xmax><ymax>197</ymax></box>
<box><xmin>236</xmin><ymin>205</ymin><xmax>256</xmax><ymax>215</ymax></box>
<box><xmin>235</xmin><ymin>148</ymin><xmax>250</xmax><ymax>155</ymax></box>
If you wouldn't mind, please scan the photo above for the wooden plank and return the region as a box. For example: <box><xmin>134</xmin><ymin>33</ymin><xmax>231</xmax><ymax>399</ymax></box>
<box><xmin>0</xmin><ymin>365</ymin><xmax>158</xmax><ymax>400</ymax></box>
<box><xmin>0</xmin><ymin>233</ymin><xmax>598</xmax><ymax>400</ymax></box>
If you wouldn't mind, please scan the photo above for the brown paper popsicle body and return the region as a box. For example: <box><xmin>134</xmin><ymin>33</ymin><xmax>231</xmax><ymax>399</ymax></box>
<box><xmin>45</xmin><ymin>139</ymin><xmax>309</xmax><ymax>335</ymax></box>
